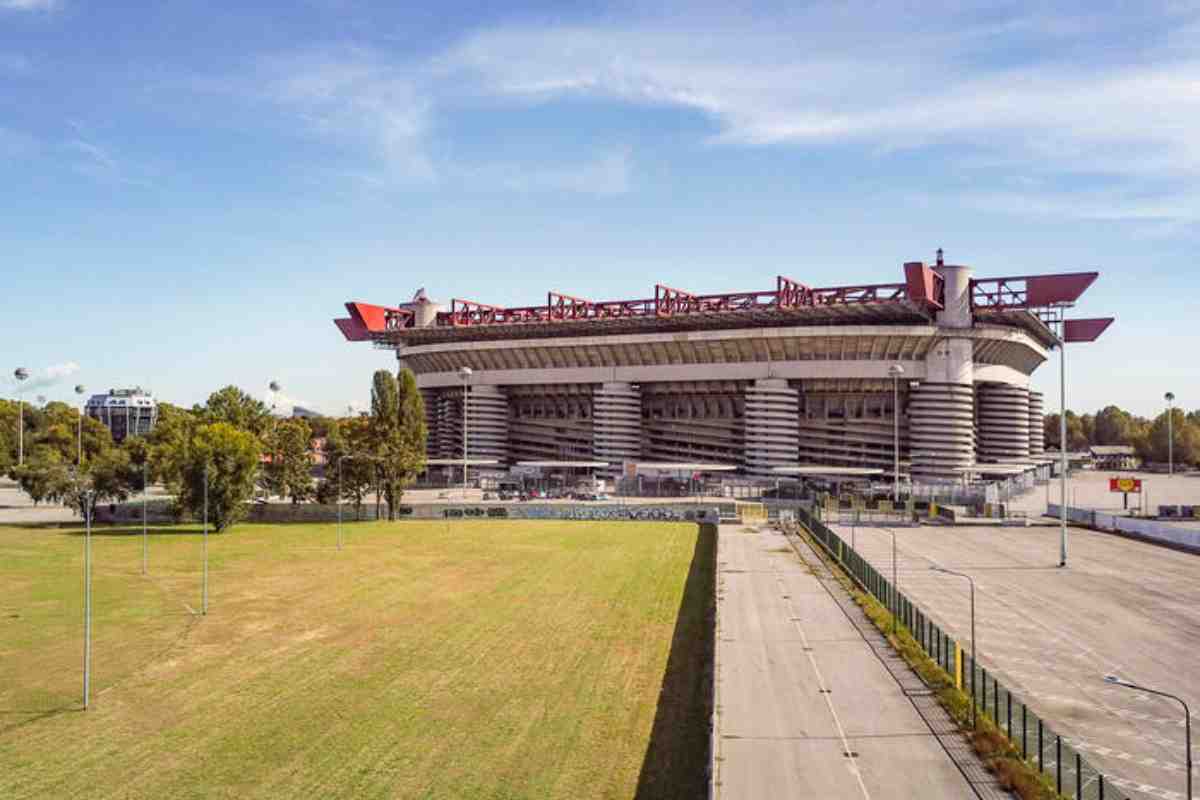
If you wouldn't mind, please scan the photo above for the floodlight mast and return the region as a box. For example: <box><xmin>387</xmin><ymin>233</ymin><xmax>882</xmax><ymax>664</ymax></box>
<box><xmin>14</xmin><ymin>367</ymin><xmax>29</xmax><ymax>466</ymax></box>
<box><xmin>1166</xmin><ymin>392</ymin><xmax>1176</xmax><ymax>476</ymax></box>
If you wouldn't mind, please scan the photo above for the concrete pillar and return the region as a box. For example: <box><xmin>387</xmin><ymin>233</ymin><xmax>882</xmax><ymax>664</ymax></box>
<box><xmin>743</xmin><ymin>378</ymin><xmax>800</xmax><ymax>477</ymax></box>
<box><xmin>976</xmin><ymin>383</ymin><xmax>1031</xmax><ymax>462</ymax></box>
<box><xmin>914</xmin><ymin>263</ymin><xmax>976</xmax><ymax>481</ymax></box>
<box><xmin>592</xmin><ymin>382</ymin><xmax>642</xmax><ymax>477</ymax></box>
<box><xmin>1028</xmin><ymin>390</ymin><xmax>1045</xmax><ymax>456</ymax></box>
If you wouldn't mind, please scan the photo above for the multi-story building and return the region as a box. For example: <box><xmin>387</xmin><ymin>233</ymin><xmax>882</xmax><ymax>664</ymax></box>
<box><xmin>335</xmin><ymin>256</ymin><xmax>1110</xmax><ymax>483</ymax></box>
<box><xmin>85</xmin><ymin>387</ymin><xmax>157</xmax><ymax>442</ymax></box>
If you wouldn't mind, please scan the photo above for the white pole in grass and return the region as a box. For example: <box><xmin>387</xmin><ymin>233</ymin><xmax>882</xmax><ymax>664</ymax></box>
<box><xmin>83</xmin><ymin>489</ymin><xmax>93</xmax><ymax>710</ymax></box>
<box><xmin>142</xmin><ymin>459</ymin><xmax>148</xmax><ymax>575</ymax></box>
<box><xmin>202</xmin><ymin>462</ymin><xmax>209</xmax><ymax>616</ymax></box>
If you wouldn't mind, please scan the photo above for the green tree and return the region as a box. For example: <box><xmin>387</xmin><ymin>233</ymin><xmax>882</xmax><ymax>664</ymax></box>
<box><xmin>322</xmin><ymin>416</ymin><xmax>376</xmax><ymax>519</ymax></box>
<box><xmin>1044</xmin><ymin>411</ymin><xmax>1089</xmax><ymax>451</ymax></box>
<box><xmin>148</xmin><ymin>403</ymin><xmax>198</xmax><ymax>491</ymax></box>
<box><xmin>60</xmin><ymin>447</ymin><xmax>142</xmax><ymax>519</ymax></box>
<box><xmin>1136</xmin><ymin>408</ymin><xmax>1200</xmax><ymax>465</ymax></box>
<box><xmin>1092</xmin><ymin>405</ymin><xmax>1135</xmax><ymax>446</ymax></box>
<box><xmin>178</xmin><ymin>422</ymin><xmax>262</xmax><ymax>532</ymax></box>
<box><xmin>263</xmin><ymin>417</ymin><xmax>314</xmax><ymax>504</ymax></box>
<box><xmin>368</xmin><ymin>369</ymin><xmax>427</xmax><ymax>520</ymax></box>
<box><xmin>194</xmin><ymin>386</ymin><xmax>272</xmax><ymax>438</ymax></box>
<box><xmin>11</xmin><ymin>446</ymin><xmax>70</xmax><ymax>506</ymax></box>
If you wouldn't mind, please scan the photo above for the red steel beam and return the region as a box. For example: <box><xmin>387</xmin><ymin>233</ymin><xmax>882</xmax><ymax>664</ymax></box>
<box><xmin>970</xmin><ymin>271</ymin><xmax>1099</xmax><ymax>310</ymax></box>
<box><xmin>548</xmin><ymin>292</ymin><xmax>594</xmax><ymax>321</ymax></box>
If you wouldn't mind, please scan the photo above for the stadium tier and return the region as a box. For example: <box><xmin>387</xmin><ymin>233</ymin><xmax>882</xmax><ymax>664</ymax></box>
<box><xmin>336</xmin><ymin>256</ymin><xmax>1109</xmax><ymax>482</ymax></box>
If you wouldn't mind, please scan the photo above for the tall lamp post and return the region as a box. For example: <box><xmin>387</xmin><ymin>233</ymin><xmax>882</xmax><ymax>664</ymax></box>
<box><xmin>1104</xmin><ymin>675</ymin><xmax>1190</xmax><ymax>799</ymax></box>
<box><xmin>1166</xmin><ymin>392</ymin><xmax>1176</xmax><ymax>476</ymax></box>
<box><xmin>458</xmin><ymin>367</ymin><xmax>472</xmax><ymax>501</ymax></box>
<box><xmin>888</xmin><ymin>364</ymin><xmax>904</xmax><ymax>503</ymax></box>
<box><xmin>931</xmin><ymin>565</ymin><xmax>977</xmax><ymax>728</ymax></box>
<box><xmin>75</xmin><ymin>385</ymin><xmax>86</xmax><ymax>466</ymax></box>
<box><xmin>883</xmin><ymin>527</ymin><xmax>898</xmax><ymax>635</ymax></box>
<box><xmin>1058</xmin><ymin>337</ymin><xmax>1068</xmax><ymax>568</ymax></box>
<box><xmin>82</xmin><ymin>487</ymin><xmax>94</xmax><ymax>709</ymax></box>
<box><xmin>14</xmin><ymin>367</ymin><xmax>29</xmax><ymax>465</ymax></box>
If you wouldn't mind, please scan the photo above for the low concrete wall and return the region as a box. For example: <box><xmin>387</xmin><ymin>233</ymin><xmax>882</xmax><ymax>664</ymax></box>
<box><xmin>1048</xmin><ymin>503</ymin><xmax>1200</xmax><ymax>550</ymax></box>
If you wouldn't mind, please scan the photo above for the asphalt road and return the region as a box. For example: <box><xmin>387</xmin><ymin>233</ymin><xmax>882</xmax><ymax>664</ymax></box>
<box><xmin>714</xmin><ymin>524</ymin><xmax>977</xmax><ymax>799</ymax></box>
<box><xmin>837</xmin><ymin>522</ymin><xmax>1200</xmax><ymax>800</ymax></box>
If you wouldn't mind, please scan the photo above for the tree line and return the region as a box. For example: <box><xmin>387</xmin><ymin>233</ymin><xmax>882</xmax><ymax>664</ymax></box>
<box><xmin>1</xmin><ymin>369</ymin><xmax>426</xmax><ymax>531</ymax></box>
<box><xmin>1043</xmin><ymin>403</ymin><xmax>1200</xmax><ymax>464</ymax></box>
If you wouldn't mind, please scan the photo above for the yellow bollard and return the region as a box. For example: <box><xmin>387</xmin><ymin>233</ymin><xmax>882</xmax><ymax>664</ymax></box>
<box><xmin>930</xmin><ymin>502</ymin><xmax>939</xmax><ymax>518</ymax></box>
<box><xmin>955</xmin><ymin>643</ymin><xmax>963</xmax><ymax>690</ymax></box>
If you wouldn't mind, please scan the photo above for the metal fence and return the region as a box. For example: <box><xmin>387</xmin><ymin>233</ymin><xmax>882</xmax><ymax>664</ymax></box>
<box><xmin>794</xmin><ymin>506</ymin><xmax>1127</xmax><ymax>800</ymax></box>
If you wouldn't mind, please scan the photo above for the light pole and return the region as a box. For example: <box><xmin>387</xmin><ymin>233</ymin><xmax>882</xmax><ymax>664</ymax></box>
<box><xmin>14</xmin><ymin>367</ymin><xmax>28</xmax><ymax>465</ymax></box>
<box><xmin>888</xmin><ymin>364</ymin><xmax>904</xmax><ymax>504</ymax></box>
<box><xmin>1166</xmin><ymin>392</ymin><xmax>1176</xmax><ymax>476</ymax></box>
<box><xmin>1058</xmin><ymin>339</ymin><xmax>1068</xmax><ymax>568</ymax></box>
<box><xmin>458</xmin><ymin>367</ymin><xmax>472</xmax><ymax>501</ymax></box>
<box><xmin>1104</xmin><ymin>675</ymin><xmax>1190</xmax><ymax>799</ymax></box>
<box><xmin>141</xmin><ymin>459</ymin><xmax>148</xmax><ymax>575</ymax></box>
<box><xmin>932</xmin><ymin>565</ymin><xmax>976</xmax><ymax>728</ymax></box>
<box><xmin>83</xmin><ymin>487</ymin><xmax>94</xmax><ymax>710</ymax></box>
<box><xmin>75</xmin><ymin>385</ymin><xmax>86</xmax><ymax>466</ymax></box>
<box><xmin>202</xmin><ymin>462</ymin><xmax>209</xmax><ymax>615</ymax></box>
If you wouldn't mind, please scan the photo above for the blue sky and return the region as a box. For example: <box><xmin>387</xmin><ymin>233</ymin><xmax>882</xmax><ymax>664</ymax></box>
<box><xmin>2</xmin><ymin>0</ymin><xmax>1196</xmax><ymax>417</ymax></box>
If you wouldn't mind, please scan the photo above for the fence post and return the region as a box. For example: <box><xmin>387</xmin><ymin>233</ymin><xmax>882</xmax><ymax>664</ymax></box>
<box><xmin>1099</xmin><ymin>774</ymin><xmax>1104</xmax><ymax>800</ymax></box>
<box><xmin>1075</xmin><ymin>753</ymin><xmax>1081</xmax><ymax>799</ymax></box>
<box><xmin>1056</xmin><ymin>736</ymin><xmax>1062</xmax><ymax>794</ymax></box>
<box><xmin>982</xmin><ymin>667</ymin><xmax>987</xmax><ymax>713</ymax></box>
<box><xmin>1007</xmin><ymin>691</ymin><xmax>1012</xmax><ymax>739</ymax></box>
<box><xmin>1038</xmin><ymin>719</ymin><xmax>1043</xmax><ymax>772</ymax></box>
<box><xmin>993</xmin><ymin>676</ymin><xmax>998</xmax><ymax>726</ymax></box>
<box><xmin>1022</xmin><ymin>703</ymin><xmax>1027</xmax><ymax>758</ymax></box>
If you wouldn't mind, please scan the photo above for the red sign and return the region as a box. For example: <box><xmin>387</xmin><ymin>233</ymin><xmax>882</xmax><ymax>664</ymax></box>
<box><xmin>1109</xmin><ymin>477</ymin><xmax>1142</xmax><ymax>493</ymax></box>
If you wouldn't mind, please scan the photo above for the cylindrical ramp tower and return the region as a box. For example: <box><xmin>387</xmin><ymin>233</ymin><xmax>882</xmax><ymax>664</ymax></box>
<box><xmin>1028</xmin><ymin>390</ymin><xmax>1045</xmax><ymax>456</ymax></box>
<box><xmin>913</xmin><ymin>262</ymin><xmax>976</xmax><ymax>482</ymax></box>
<box><xmin>465</xmin><ymin>384</ymin><xmax>509</xmax><ymax>464</ymax></box>
<box><xmin>420</xmin><ymin>388</ymin><xmax>442</xmax><ymax>458</ymax></box>
<box><xmin>909</xmin><ymin>383</ymin><xmax>976</xmax><ymax>480</ymax></box>
<box><xmin>976</xmin><ymin>383</ymin><xmax>1031</xmax><ymax>462</ymax></box>
<box><xmin>592</xmin><ymin>382</ymin><xmax>642</xmax><ymax>477</ymax></box>
<box><xmin>743</xmin><ymin>379</ymin><xmax>800</xmax><ymax>476</ymax></box>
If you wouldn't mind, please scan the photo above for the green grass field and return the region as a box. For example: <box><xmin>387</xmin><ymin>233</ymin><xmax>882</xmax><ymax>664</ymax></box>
<box><xmin>0</xmin><ymin>519</ymin><xmax>714</xmax><ymax>799</ymax></box>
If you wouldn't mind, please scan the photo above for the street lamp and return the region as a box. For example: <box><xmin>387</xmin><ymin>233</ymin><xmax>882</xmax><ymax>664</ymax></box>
<box><xmin>1057</xmin><ymin>338</ymin><xmax>1068</xmax><ymax>568</ymax></box>
<box><xmin>931</xmin><ymin>565</ymin><xmax>977</xmax><ymax>728</ymax></box>
<box><xmin>75</xmin><ymin>385</ymin><xmax>86</xmax><ymax>466</ymax></box>
<box><xmin>1104</xmin><ymin>675</ymin><xmax>1190</xmax><ymax>799</ymax></box>
<box><xmin>458</xmin><ymin>367</ymin><xmax>473</xmax><ymax>501</ymax></box>
<box><xmin>888</xmin><ymin>365</ymin><xmax>904</xmax><ymax>503</ymax></box>
<box><xmin>82</xmin><ymin>487</ymin><xmax>94</xmax><ymax>710</ymax></box>
<box><xmin>14</xmin><ymin>367</ymin><xmax>28</xmax><ymax>466</ymax></box>
<box><xmin>1166</xmin><ymin>392</ymin><xmax>1176</xmax><ymax>476</ymax></box>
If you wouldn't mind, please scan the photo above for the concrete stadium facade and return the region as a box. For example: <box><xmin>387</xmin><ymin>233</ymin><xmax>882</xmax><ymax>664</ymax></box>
<box><xmin>336</xmin><ymin>259</ymin><xmax>1099</xmax><ymax>483</ymax></box>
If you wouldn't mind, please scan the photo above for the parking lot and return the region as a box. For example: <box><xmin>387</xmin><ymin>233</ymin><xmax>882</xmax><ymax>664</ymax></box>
<box><xmin>834</xmin><ymin>521</ymin><xmax>1200</xmax><ymax>800</ymax></box>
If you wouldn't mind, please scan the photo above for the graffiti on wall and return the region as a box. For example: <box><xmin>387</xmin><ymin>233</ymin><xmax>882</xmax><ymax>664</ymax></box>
<box><xmin>441</xmin><ymin>504</ymin><xmax>720</xmax><ymax>523</ymax></box>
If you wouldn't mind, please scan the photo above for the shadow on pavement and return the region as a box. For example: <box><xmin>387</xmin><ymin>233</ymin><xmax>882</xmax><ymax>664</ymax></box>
<box><xmin>634</xmin><ymin>522</ymin><xmax>716</xmax><ymax>800</ymax></box>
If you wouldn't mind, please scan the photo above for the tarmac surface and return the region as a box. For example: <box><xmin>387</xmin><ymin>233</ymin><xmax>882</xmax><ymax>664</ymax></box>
<box><xmin>1007</xmin><ymin>470</ymin><xmax>1200</xmax><ymax>521</ymax></box>
<box><xmin>714</xmin><ymin>524</ymin><xmax>980</xmax><ymax>799</ymax></box>
<box><xmin>837</xmin><ymin>521</ymin><xmax>1200</xmax><ymax>800</ymax></box>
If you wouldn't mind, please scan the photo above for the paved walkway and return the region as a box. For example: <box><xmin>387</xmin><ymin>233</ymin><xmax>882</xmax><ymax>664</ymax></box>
<box><xmin>713</xmin><ymin>524</ymin><xmax>987</xmax><ymax>799</ymax></box>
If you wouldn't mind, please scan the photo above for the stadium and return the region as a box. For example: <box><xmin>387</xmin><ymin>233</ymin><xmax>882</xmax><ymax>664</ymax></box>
<box><xmin>335</xmin><ymin>253</ymin><xmax>1111</xmax><ymax>484</ymax></box>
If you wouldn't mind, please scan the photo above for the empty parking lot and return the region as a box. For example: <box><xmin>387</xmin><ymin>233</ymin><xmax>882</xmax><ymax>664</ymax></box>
<box><xmin>833</xmin><ymin>521</ymin><xmax>1200</xmax><ymax>800</ymax></box>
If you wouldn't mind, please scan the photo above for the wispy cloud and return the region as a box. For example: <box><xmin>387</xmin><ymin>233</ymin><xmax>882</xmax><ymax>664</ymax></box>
<box><xmin>256</xmin><ymin>47</ymin><xmax>435</xmax><ymax>182</ymax></box>
<box><xmin>451</xmin><ymin>148</ymin><xmax>632</xmax><ymax>196</ymax></box>
<box><xmin>0</xmin><ymin>0</ymin><xmax>59</xmax><ymax>11</ymax></box>
<box><xmin>437</xmin><ymin>6</ymin><xmax>1200</xmax><ymax>220</ymax></box>
<box><xmin>15</xmin><ymin>362</ymin><xmax>81</xmax><ymax>392</ymax></box>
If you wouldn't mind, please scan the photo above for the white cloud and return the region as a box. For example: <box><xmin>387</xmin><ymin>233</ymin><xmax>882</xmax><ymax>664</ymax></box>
<box><xmin>15</xmin><ymin>361</ymin><xmax>80</xmax><ymax>391</ymax></box>
<box><xmin>452</xmin><ymin>148</ymin><xmax>632</xmax><ymax>196</ymax></box>
<box><xmin>436</xmin><ymin>9</ymin><xmax>1200</xmax><ymax>219</ymax></box>
<box><xmin>0</xmin><ymin>0</ymin><xmax>59</xmax><ymax>10</ymax></box>
<box><xmin>257</xmin><ymin>48</ymin><xmax>435</xmax><ymax>181</ymax></box>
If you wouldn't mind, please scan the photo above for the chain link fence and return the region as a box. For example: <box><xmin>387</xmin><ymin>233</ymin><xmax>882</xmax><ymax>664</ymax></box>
<box><xmin>794</xmin><ymin>505</ymin><xmax>1128</xmax><ymax>800</ymax></box>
